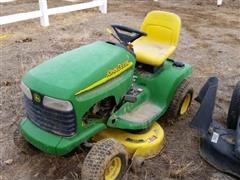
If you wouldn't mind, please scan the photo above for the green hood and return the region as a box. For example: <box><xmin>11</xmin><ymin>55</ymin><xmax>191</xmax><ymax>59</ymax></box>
<box><xmin>23</xmin><ymin>41</ymin><xmax>135</xmax><ymax>100</ymax></box>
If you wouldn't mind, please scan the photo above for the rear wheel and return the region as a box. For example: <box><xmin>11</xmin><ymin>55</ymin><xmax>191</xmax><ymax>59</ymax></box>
<box><xmin>227</xmin><ymin>81</ymin><xmax>240</xmax><ymax>129</ymax></box>
<box><xmin>81</xmin><ymin>138</ymin><xmax>128</xmax><ymax>180</ymax></box>
<box><xmin>167</xmin><ymin>79</ymin><xmax>193</xmax><ymax>119</ymax></box>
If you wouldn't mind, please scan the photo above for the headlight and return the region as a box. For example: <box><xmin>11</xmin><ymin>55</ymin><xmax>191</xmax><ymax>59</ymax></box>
<box><xmin>21</xmin><ymin>81</ymin><xmax>32</xmax><ymax>100</ymax></box>
<box><xmin>43</xmin><ymin>96</ymin><xmax>73</xmax><ymax>112</ymax></box>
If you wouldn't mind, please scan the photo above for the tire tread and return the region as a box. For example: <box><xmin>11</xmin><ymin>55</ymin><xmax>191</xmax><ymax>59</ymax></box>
<box><xmin>81</xmin><ymin>138</ymin><xmax>128</xmax><ymax>180</ymax></box>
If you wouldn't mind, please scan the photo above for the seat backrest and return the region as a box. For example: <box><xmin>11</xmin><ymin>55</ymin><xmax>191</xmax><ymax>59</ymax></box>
<box><xmin>141</xmin><ymin>11</ymin><xmax>181</xmax><ymax>45</ymax></box>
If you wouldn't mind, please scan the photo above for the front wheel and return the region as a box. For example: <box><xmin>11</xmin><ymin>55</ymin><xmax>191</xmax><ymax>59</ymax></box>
<box><xmin>81</xmin><ymin>138</ymin><xmax>128</xmax><ymax>180</ymax></box>
<box><xmin>167</xmin><ymin>79</ymin><xmax>193</xmax><ymax>119</ymax></box>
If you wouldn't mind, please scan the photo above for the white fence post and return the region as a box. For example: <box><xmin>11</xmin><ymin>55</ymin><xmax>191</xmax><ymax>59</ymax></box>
<box><xmin>217</xmin><ymin>0</ymin><xmax>223</xmax><ymax>6</ymax></box>
<box><xmin>99</xmin><ymin>0</ymin><xmax>107</xmax><ymax>14</ymax></box>
<box><xmin>39</xmin><ymin>0</ymin><xmax>49</xmax><ymax>27</ymax></box>
<box><xmin>0</xmin><ymin>0</ymin><xmax>107</xmax><ymax>26</ymax></box>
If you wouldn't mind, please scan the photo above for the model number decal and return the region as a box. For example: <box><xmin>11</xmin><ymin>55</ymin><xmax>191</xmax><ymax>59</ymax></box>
<box><xmin>107</xmin><ymin>61</ymin><xmax>132</xmax><ymax>78</ymax></box>
<box><xmin>211</xmin><ymin>132</ymin><xmax>219</xmax><ymax>143</ymax></box>
<box><xmin>75</xmin><ymin>60</ymin><xmax>133</xmax><ymax>96</ymax></box>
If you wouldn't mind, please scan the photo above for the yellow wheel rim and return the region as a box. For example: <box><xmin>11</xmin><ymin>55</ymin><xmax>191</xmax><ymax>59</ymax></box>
<box><xmin>104</xmin><ymin>157</ymin><xmax>122</xmax><ymax>180</ymax></box>
<box><xmin>180</xmin><ymin>93</ymin><xmax>191</xmax><ymax>115</ymax></box>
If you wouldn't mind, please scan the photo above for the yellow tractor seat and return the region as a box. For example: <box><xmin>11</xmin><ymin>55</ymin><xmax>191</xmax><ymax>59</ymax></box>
<box><xmin>132</xmin><ymin>11</ymin><xmax>181</xmax><ymax>67</ymax></box>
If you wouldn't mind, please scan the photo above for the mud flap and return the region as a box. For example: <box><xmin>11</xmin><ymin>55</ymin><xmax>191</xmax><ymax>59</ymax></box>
<box><xmin>190</xmin><ymin>77</ymin><xmax>218</xmax><ymax>133</ymax></box>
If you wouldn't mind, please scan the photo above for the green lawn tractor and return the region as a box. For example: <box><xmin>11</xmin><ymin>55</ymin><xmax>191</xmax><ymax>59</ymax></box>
<box><xmin>15</xmin><ymin>11</ymin><xmax>193</xmax><ymax>179</ymax></box>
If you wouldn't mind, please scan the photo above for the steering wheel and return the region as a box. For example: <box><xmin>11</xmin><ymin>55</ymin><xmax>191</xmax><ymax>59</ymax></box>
<box><xmin>111</xmin><ymin>24</ymin><xmax>147</xmax><ymax>45</ymax></box>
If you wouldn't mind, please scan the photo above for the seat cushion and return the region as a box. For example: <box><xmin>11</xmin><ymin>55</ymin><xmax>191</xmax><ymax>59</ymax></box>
<box><xmin>132</xmin><ymin>37</ymin><xmax>176</xmax><ymax>66</ymax></box>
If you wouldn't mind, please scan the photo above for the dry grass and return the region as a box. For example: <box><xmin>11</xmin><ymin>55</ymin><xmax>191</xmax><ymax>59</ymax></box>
<box><xmin>169</xmin><ymin>160</ymin><xmax>202</xmax><ymax>178</ymax></box>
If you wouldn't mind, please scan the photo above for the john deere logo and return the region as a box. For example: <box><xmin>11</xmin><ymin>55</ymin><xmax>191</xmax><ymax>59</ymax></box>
<box><xmin>33</xmin><ymin>93</ymin><xmax>41</xmax><ymax>103</ymax></box>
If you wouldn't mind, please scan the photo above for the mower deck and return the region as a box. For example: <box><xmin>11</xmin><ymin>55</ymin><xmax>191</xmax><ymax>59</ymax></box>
<box><xmin>191</xmin><ymin>77</ymin><xmax>240</xmax><ymax>178</ymax></box>
<box><xmin>199</xmin><ymin>121</ymin><xmax>240</xmax><ymax>177</ymax></box>
<box><xmin>93</xmin><ymin>122</ymin><xmax>164</xmax><ymax>159</ymax></box>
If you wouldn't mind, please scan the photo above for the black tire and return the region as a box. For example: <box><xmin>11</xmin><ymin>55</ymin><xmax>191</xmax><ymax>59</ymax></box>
<box><xmin>167</xmin><ymin>79</ymin><xmax>193</xmax><ymax>119</ymax></box>
<box><xmin>227</xmin><ymin>81</ymin><xmax>240</xmax><ymax>129</ymax></box>
<box><xmin>81</xmin><ymin>138</ymin><xmax>128</xmax><ymax>180</ymax></box>
<box><xmin>13</xmin><ymin>128</ymin><xmax>38</xmax><ymax>155</ymax></box>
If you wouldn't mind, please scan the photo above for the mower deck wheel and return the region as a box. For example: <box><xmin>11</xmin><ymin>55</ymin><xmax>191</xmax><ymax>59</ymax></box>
<box><xmin>227</xmin><ymin>81</ymin><xmax>240</xmax><ymax>129</ymax></box>
<box><xmin>81</xmin><ymin>138</ymin><xmax>128</xmax><ymax>180</ymax></box>
<box><xmin>167</xmin><ymin>79</ymin><xmax>193</xmax><ymax>119</ymax></box>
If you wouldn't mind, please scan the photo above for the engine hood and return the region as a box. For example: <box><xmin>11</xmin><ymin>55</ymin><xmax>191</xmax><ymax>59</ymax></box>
<box><xmin>23</xmin><ymin>41</ymin><xmax>135</xmax><ymax>100</ymax></box>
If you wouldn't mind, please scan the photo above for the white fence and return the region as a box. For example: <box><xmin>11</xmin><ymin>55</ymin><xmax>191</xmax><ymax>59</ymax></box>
<box><xmin>217</xmin><ymin>0</ymin><xmax>223</xmax><ymax>6</ymax></box>
<box><xmin>0</xmin><ymin>0</ymin><xmax>107</xmax><ymax>27</ymax></box>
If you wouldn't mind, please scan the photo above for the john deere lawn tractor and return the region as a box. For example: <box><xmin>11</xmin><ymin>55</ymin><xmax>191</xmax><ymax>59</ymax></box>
<box><xmin>15</xmin><ymin>11</ymin><xmax>193</xmax><ymax>179</ymax></box>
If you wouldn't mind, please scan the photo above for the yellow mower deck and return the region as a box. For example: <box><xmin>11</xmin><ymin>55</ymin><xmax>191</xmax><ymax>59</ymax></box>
<box><xmin>93</xmin><ymin>122</ymin><xmax>164</xmax><ymax>159</ymax></box>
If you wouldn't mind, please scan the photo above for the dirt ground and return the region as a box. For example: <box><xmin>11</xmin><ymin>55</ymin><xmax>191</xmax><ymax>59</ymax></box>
<box><xmin>0</xmin><ymin>0</ymin><xmax>240</xmax><ymax>179</ymax></box>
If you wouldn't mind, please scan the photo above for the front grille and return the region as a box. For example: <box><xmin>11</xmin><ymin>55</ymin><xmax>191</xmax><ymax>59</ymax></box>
<box><xmin>23</xmin><ymin>95</ymin><xmax>76</xmax><ymax>136</ymax></box>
